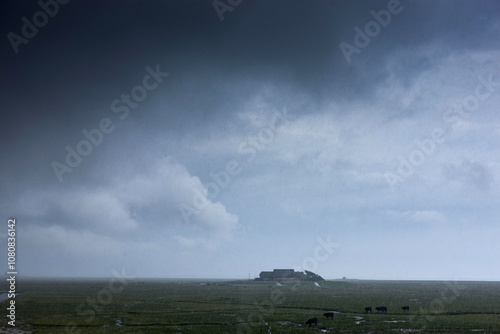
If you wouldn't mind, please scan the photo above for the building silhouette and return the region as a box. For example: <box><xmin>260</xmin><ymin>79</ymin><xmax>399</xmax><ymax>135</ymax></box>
<box><xmin>255</xmin><ymin>269</ymin><xmax>325</xmax><ymax>281</ymax></box>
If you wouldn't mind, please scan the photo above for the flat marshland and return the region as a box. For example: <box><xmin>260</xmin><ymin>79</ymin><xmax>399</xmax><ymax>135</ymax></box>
<box><xmin>1</xmin><ymin>279</ymin><xmax>500</xmax><ymax>333</ymax></box>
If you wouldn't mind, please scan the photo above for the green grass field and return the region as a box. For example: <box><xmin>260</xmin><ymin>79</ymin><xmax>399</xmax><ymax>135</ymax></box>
<box><xmin>1</xmin><ymin>278</ymin><xmax>499</xmax><ymax>333</ymax></box>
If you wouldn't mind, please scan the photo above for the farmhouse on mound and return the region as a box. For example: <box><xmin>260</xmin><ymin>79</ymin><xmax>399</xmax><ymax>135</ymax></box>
<box><xmin>255</xmin><ymin>269</ymin><xmax>324</xmax><ymax>281</ymax></box>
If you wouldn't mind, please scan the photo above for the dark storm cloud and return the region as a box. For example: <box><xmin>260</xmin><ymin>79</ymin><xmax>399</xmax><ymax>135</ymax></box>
<box><xmin>3</xmin><ymin>0</ymin><xmax>499</xmax><ymax>137</ymax></box>
<box><xmin>1</xmin><ymin>0</ymin><xmax>498</xmax><ymax>191</ymax></box>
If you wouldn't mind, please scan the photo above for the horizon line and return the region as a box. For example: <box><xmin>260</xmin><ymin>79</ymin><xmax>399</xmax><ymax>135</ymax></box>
<box><xmin>8</xmin><ymin>275</ymin><xmax>500</xmax><ymax>282</ymax></box>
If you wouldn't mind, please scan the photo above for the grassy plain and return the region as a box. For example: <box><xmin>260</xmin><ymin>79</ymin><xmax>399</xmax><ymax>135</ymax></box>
<box><xmin>1</xmin><ymin>278</ymin><xmax>499</xmax><ymax>333</ymax></box>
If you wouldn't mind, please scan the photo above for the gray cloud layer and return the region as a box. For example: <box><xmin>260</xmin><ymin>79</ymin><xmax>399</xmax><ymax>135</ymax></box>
<box><xmin>1</xmin><ymin>0</ymin><xmax>500</xmax><ymax>279</ymax></box>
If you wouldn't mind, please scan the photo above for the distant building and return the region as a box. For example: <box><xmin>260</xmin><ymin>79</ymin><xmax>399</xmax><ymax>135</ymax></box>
<box><xmin>255</xmin><ymin>269</ymin><xmax>308</xmax><ymax>281</ymax></box>
<box><xmin>273</xmin><ymin>269</ymin><xmax>299</xmax><ymax>281</ymax></box>
<box><xmin>259</xmin><ymin>271</ymin><xmax>274</xmax><ymax>281</ymax></box>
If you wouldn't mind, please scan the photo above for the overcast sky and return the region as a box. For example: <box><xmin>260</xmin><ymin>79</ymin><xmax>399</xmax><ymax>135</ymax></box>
<box><xmin>1</xmin><ymin>0</ymin><xmax>500</xmax><ymax>280</ymax></box>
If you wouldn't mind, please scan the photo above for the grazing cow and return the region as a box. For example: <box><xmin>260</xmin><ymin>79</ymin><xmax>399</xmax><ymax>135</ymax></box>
<box><xmin>375</xmin><ymin>306</ymin><xmax>387</xmax><ymax>313</ymax></box>
<box><xmin>323</xmin><ymin>312</ymin><xmax>334</xmax><ymax>319</ymax></box>
<box><xmin>401</xmin><ymin>305</ymin><xmax>410</xmax><ymax>312</ymax></box>
<box><xmin>364</xmin><ymin>307</ymin><xmax>372</xmax><ymax>313</ymax></box>
<box><xmin>306</xmin><ymin>317</ymin><xmax>318</xmax><ymax>326</ymax></box>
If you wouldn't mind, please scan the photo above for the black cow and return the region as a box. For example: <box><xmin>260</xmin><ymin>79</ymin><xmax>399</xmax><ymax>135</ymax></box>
<box><xmin>375</xmin><ymin>306</ymin><xmax>387</xmax><ymax>313</ymax></box>
<box><xmin>306</xmin><ymin>317</ymin><xmax>318</xmax><ymax>326</ymax></box>
<box><xmin>323</xmin><ymin>312</ymin><xmax>334</xmax><ymax>319</ymax></box>
<box><xmin>364</xmin><ymin>307</ymin><xmax>372</xmax><ymax>313</ymax></box>
<box><xmin>401</xmin><ymin>305</ymin><xmax>410</xmax><ymax>312</ymax></box>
